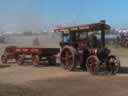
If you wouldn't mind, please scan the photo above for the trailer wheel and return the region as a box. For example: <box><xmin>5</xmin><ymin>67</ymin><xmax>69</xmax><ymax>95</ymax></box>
<box><xmin>32</xmin><ymin>55</ymin><xmax>40</xmax><ymax>66</ymax></box>
<box><xmin>1</xmin><ymin>55</ymin><xmax>7</xmax><ymax>64</ymax></box>
<box><xmin>86</xmin><ymin>56</ymin><xmax>100</xmax><ymax>75</ymax></box>
<box><xmin>17</xmin><ymin>55</ymin><xmax>24</xmax><ymax>65</ymax></box>
<box><xmin>60</xmin><ymin>46</ymin><xmax>76</xmax><ymax>71</ymax></box>
<box><xmin>107</xmin><ymin>55</ymin><xmax>120</xmax><ymax>74</ymax></box>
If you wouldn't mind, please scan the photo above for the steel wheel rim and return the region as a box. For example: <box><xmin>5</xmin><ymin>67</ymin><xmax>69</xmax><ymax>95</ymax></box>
<box><xmin>108</xmin><ymin>56</ymin><xmax>120</xmax><ymax>73</ymax></box>
<box><xmin>61</xmin><ymin>48</ymin><xmax>74</xmax><ymax>70</ymax></box>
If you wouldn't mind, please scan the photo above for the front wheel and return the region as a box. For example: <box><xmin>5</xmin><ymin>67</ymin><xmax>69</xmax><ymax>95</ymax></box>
<box><xmin>86</xmin><ymin>56</ymin><xmax>100</xmax><ymax>75</ymax></box>
<box><xmin>107</xmin><ymin>55</ymin><xmax>120</xmax><ymax>74</ymax></box>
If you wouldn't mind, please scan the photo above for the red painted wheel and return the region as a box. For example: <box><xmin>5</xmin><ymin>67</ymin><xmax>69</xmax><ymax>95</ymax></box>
<box><xmin>1</xmin><ymin>55</ymin><xmax>7</xmax><ymax>64</ymax></box>
<box><xmin>60</xmin><ymin>46</ymin><xmax>76</xmax><ymax>71</ymax></box>
<box><xmin>17</xmin><ymin>55</ymin><xmax>24</xmax><ymax>65</ymax></box>
<box><xmin>107</xmin><ymin>55</ymin><xmax>120</xmax><ymax>74</ymax></box>
<box><xmin>86</xmin><ymin>56</ymin><xmax>100</xmax><ymax>74</ymax></box>
<box><xmin>32</xmin><ymin>55</ymin><xmax>40</xmax><ymax>66</ymax></box>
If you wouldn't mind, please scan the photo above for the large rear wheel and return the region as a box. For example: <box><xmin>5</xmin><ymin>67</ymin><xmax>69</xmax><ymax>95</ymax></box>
<box><xmin>60</xmin><ymin>46</ymin><xmax>76</xmax><ymax>71</ymax></box>
<box><xmin>86</xmin><ymin>56</ymin><xmax>100</xmax><ymax>74</ymax></box>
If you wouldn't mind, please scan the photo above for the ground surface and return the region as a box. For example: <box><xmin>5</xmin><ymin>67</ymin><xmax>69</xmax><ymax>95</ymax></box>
<box><xmin>0</xmin><ymin>43</ymin><xmax>128</xmax><ymax>96</ymax></box>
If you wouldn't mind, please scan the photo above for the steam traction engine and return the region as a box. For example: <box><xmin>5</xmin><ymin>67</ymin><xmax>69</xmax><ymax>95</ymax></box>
<box><xmin>55</xmin><ymin>20</ymin><xmax>120</xmax><ymax>74</ymax></box>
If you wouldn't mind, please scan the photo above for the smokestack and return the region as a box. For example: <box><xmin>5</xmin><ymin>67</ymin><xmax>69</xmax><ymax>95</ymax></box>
<box><xmin>100</xmin><ymin>20</ymin><xmax>106</xmax><ymax>48</ymax></box>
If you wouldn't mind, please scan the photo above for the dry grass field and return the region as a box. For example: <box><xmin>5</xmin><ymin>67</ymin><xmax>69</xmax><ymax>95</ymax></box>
<box><xmin>0</xmin><ymin>35</ymin><xmax>128</xmax><ymax>96</ymax></box>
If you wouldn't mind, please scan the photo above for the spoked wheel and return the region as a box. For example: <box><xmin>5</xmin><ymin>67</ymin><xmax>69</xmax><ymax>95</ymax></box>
<box><xmin>17</xmin><ymin>55</ymin><xmax>24</xmax><ymax>65</ymax></box>
<box><xmin>107</xmin><ymin>55</ymin><xmax>120</xmax><ymax>74</ymax></box>
<box><xmin>32</xmin><ymin>55</ymin><xmax>40</xmax><ymax>66</ymax></box>
<box><xmin>1</xmin><ymin>55</ymin><xmax>7</xmax><ymax>64</ymax></box>
<box><xmin>86</xmin><ymin>56</ymin><xmax>100</xmax><ymax>75</ymax></box>
<box><xmin>60</xmin><ymin>46</ymin><xmax>76</xmax><ymax>71</ymax></box>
